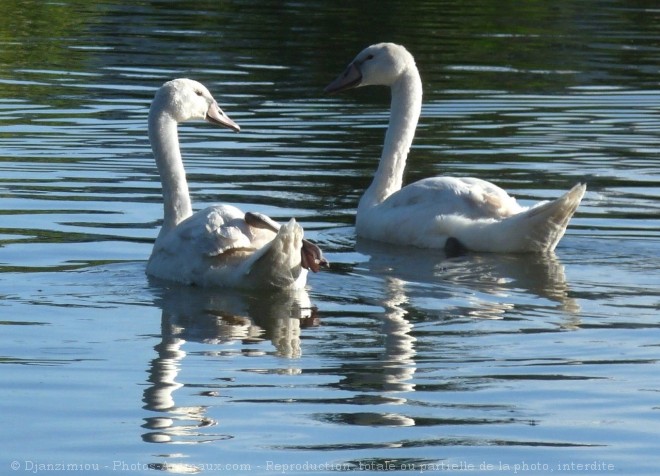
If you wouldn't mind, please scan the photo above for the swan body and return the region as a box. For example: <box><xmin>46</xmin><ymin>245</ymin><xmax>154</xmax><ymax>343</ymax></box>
<box><xmin>326</xmin><ymin>43</ymin><xmax>585</xmax><ymax>253</ymax></box>
<box><xmin>146</xmin><ymin>78</ymin><xmax>326</xmax><ymax>289</ymax></box>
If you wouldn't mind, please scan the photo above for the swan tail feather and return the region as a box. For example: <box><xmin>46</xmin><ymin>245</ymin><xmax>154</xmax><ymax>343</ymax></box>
<box><xmin>244</xmin><ymin>218</ymin><xmax>306</xmax><ymax>288</ymax></box>
<box><xmin>455</xmin><ymin>183</ymin><xmax>586</xmax><ymax>253</ymax></box>
<box><xmin>502</xmin><ymin>183</ymin><xmax>586</xmax><ymax>252</ymax></box>
<box><xmin>245</xmin><ymin>211</ymin><xmax>329</xmax><ymax>272</ymax></box>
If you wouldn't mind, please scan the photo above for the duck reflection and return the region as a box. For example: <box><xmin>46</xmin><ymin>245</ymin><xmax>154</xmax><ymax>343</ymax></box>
<box><xmin>142</xmin><ymin>284</ymin><xmax>317</xmax><ymax>444</ymax></box>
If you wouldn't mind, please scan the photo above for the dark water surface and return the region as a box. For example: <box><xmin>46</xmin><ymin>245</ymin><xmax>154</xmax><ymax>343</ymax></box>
<box><xmin>1</xmin><ymin>1</ymin><xmax>659</xmax><ymax>475</ymax></box>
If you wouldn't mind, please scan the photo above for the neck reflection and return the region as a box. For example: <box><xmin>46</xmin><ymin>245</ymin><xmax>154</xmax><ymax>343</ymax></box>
<box><xmin>142</xmin><ymin>285</ymin><xmax>317</xmax><ymax>445</ymax></box>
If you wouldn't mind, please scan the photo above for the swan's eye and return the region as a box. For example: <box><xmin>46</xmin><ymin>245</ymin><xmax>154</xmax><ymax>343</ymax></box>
<box><xmin>366</xmin><ymin>54</ymin><xmax>374</xmax><ymax>60</ymax></box>
<box><xmin>194</xmin><ymin>90</ymin><xmax>204</xmax><ymax>97</ymax></box>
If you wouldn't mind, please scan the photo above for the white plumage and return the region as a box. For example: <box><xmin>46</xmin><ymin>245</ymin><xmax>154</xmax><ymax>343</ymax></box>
<box><xmin>146</xmin><ymin>79</ymin><xmax>325</xmax><ymax>289</ymax></box>
<box><xmin>326</xmin><ymin>43</ymin><xmax>585</xmax><ymax>253</ymax></box>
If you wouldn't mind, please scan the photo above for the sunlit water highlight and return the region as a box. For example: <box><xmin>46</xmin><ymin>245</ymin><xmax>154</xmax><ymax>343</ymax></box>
<box><xmin>1</xmin><ymin>1</ymin><xmax>659</xmax><ymax>475</ymax></box>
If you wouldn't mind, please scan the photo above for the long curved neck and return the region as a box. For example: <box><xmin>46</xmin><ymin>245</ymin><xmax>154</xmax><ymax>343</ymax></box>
<box><xmin>149</xmin><ymin>110</ymin><xmax>193</xmax><ymax>238</ymax></box>
<box><xmin>359</xmin><ymin>67</ymin><xmax>422</xmax><ymax>212</ymax></box>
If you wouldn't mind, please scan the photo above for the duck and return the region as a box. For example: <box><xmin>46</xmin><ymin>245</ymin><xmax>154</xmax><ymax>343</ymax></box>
<box><xmin>325</xmin><ymin>43</ymin><xmax>585</xmax><ymax>253</ymax></box>
<box><xmin>145</xmin><ymin>78</ymin><xmax>326</xmax><ymax>289</ymax></box>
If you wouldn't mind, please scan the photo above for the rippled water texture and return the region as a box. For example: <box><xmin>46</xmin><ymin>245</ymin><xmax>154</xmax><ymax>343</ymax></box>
<box><xmin>1</xmin><ymin>1</ymin><xmax>659</xmax><ymax>475</ymax></box>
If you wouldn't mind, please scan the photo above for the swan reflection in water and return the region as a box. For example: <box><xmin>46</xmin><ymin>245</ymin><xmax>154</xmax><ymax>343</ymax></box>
<box><xmin>346</xmin><ymin>275</ymin><xmax>418</xmax><ymax>428</ymax></box>
<box><xmin>140</xmin><ymin>241</ymin><xmax>582</xmax><ymax>440</ymax></box>
<box><xmin>328</xmin><ymin>240</ymin><xmax>581</xmax><ymax>429</ymax></box>
<box><xmin>356</xmin><ymin>238</ymin><xmax>580</xmax><ymax>321</ymax></box>
<box><xmin>142</xmin><ymin>284</ymin><xmax>317</xmax><ymax>445</ymax></box>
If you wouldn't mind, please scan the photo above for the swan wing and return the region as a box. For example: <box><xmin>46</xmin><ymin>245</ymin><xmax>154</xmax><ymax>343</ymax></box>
<box><xmin>175</xmin><ymin>205</ymin><xmax>272</xmax><ymax>257</ymax></box>
<box><xmin>357</xmin><ymin>176</ymin><xmax>528</xmax><ymax>248</ymax></box>
<box><xmin>359</xmin><ymin>178</ymin><xmax>585</xmax><ymax>252</ymax></box>
<box><xmin>381</xmin><ymin>176</ymin><xmax>524</xmax><ymax>219</ymax></box>
<box><xmin>147</xmin><ymin>204</ymin><xmax>276</xmax><ymax>284</ymax></box>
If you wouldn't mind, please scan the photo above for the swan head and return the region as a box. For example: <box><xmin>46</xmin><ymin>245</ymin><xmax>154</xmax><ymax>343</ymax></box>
<box><xmin>325</xmin><ymin>43</ymin><xmax>415</xmax><ymax>93</ymax></box>
<box><xmin>151</xmin><ymin>78</ymin><xmax>240</xmax><ymax>132</ymax></box>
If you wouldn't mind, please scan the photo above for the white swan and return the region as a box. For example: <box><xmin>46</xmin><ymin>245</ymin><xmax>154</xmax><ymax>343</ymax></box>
<box><xmin>325</xmin><ymin>43</ymin><xmax>586</xmax><ymax>253</ymax></box>
<box><xmin>146</xmin><ymin>78</ymin><xmax>326</xmax><ymax>289</ymax></box>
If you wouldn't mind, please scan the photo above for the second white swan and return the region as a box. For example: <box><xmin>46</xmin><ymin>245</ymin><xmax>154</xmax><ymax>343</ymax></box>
<box><xmin>325</xmin><ymin>43</ymin><xmax>585</xmax><ymax>253</ymax></box>
<box><xmin>146</xmin><ymin>78</ymin><xmax>326</xmax><ymax>289</ymax></box>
